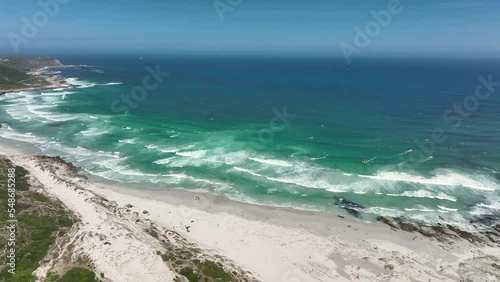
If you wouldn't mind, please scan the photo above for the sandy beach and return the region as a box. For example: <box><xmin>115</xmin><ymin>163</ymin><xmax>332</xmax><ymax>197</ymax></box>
<box><xmin>1</xmin><ymin>140</ymin><xmax>499</xmax><ymax>282</ymax></box>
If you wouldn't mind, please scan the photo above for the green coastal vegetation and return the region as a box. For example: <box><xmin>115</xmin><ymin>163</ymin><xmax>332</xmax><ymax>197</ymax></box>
<box><xmin>0</xmin><ymin>156</ymin><xmax>97</xmax><ymax>282</ymax></box>
<box><xmin>143</xmin><ymin>225</ymin><xmax>249</xmax><ymax>282</ymax></box>
<box><xmin>0</xmin><ymin>56</ymin><xmax>61</xmax><ymax>94</ymax></box>
<box><xmin>47</xmin><ymin>267</ymin><xmax>97</xmax><ymax>282</ymax></box>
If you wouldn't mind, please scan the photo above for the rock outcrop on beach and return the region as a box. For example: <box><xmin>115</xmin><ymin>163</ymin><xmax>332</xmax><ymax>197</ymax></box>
<box><xmin>376</xmin><ymin>216</ymin><xmax>500</xmax><ymax>247</ymax></box>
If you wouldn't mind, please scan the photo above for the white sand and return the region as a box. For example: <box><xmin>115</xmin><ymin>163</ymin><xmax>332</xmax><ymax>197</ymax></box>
<box><xmin>11</xmin><ymin>155</ymin><xmax>177</xmax><ymax>282</ymax></box>
<box><xmin>2</xmin><ymin>146</ymin><xmax>499</xmax><ymax>281</ymax></box>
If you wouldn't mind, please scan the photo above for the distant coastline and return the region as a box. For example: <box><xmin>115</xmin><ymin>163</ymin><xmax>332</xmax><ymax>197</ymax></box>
<box><xmin>0</xmin><ymin>56</ymin><xmax>64</xmax><ymax>96</ymax></box>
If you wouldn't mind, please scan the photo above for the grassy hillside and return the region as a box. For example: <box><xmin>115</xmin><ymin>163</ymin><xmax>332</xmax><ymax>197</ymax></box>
<box><xmin>0</xmin><ymin>56</ymin><xmax>61</xmax><ymax>93</ymax></box>
<box><xmin>0</xmin><ymin>64</ymin><xmax>49</xmax><ymax>93</ymax></box>
<box><xmin>0</xmin><ymin>65</ymin><xmax>33</xmax><ymax>87</ymax></box>
<box><xmin>0</xmin><ymin>57</ymin><xmax>62</xmax><ymax>72</ymax></box>
<box><xmin>0</xmin><ymin>157</ymin><xmax>98</xmax><ymax>282</ymax></box>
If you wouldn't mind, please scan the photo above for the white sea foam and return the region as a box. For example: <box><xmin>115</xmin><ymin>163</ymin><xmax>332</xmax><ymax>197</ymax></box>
<box><xmin>249</xmin><ymin>157</ymin><xmax>292</xmax><ymax>167</ymax></box>
<box><xmin>40</xmin><ymin>91</ymin><xmax>74</xmax><ymax>97</ymax></box>
<box><xmin>176</xmin><ymin>150</ymin><xmax>207</xmax><ymax>159</ymax></box>
<box><xmin>59</xmin><ymin>64</ymin><xmax>94</xmax><ymax>68</ymax></box>
<box><xmin>160</xmin><ymin>148</ymin><xmax>178</xmax><ymax>153</ymax></box>
<box><xmin>311</xmin><ymin>154</ymin><xmax>329</xmax><ymax>160</ymax></box>
<box><xmin>160</xmin><ymin>156</ymin><xmax>208</xmax><ymax>168</ymax></box>
<box><xmin>438</xmin><ymin>205</ymin><xmax>458</xmax><ymax>212</ymax></box>
<box><xmin>482</xmin><ymin>167</ymin><xmax>499</xmax><ymax>174</ymax></box>
<box><xmin>118</xmin><ymin>138</ymin><xmax>137</xmax><ymax>144</ymax></box>
<box><xmin>469</xmin><ymin>194</ymin><xmax>500</xmax><ymax>216</ymax></box>
<box><xmin>234</xmin><ymin>167</ymin><xmax>262</xmax><ymax>177</ymax></box>
<box><xmin>39</xmin><ymin>96</ymin><xmax>62</xmax><ymax>105</ymax></box>
<box><xmin>397</xmin><ymin>149</ymin><xmax>413</xmax><ymax>156</ymax></box>
<box><xmin>0</xmin><ymin>127</ymin><xmax>42</xmax><ymax>144</ymax></box>
<box><xmin>66</xmin><ymin>78</ymin><xmax>96</xmax><ymax>88</ymax></box>
<box><xmin>358</xmin><ymin>170</ymin><xmax>498</xmax><ymax>191</ymax></box>
<box><xmin>404</xmin><ymin>207</ymin><xmax>435</xmax><ymax>212</ymax></box>
<box><xmin>145</xmin><ymin>144</ymin><xmax>193</xmax><ymax>154</ymax></box>
<box><xmin>267</xmin><ymin>188</ymin><xmax>279</xmax><ymax>193</ymax></box>
<box><xmin>101</xmin><ymin>82</ymin><xmax>122</xmax><ymax>86</ymax></box>
<box><xmin>168</xmin><ymin>131</ymin><xmax>180</xmax><ymax>138</ymax></box>
<box><xmin>40</xmin><ymin>113</ymin><xmax>77</xmax><ymax>122</ymax></box>
<box><xmin>154</xmin><ymin>147</ymin><xmax>249</xmax><ymax>168</ymax></box>
<box><xmin>153</xmin><ymin>157</ymin><xmax>174</xmax><ymax>165</ymax></box>
<box><xmin>408</xmin><ymin>212</ymin><xmax>471</xmax><ymax>230</ymax></box>
<box><xmin>265</xmin><ymin>175</ymin><xmax>343</xmax><ymax>192</ymax></box>
<box><xmin>91</xmin><ymin>164</ymin><xmax>191</xmax><ymax>185</ymax></box>
<box><xmin>80</xmin><ymin>127</ymin><xmax>107</xmax><ymax>136</ymax></box>
<box><xmin>204</xmin><ymin>149</ymin><xmax>248</xmax><ymax>165</ymax></box>
<box><xmin>26</xmin><ymin>104</ymin><xmax>57</xmax><ymax>111</ymax></box>
<box><xmin>65</xmin><ymin>78</ymin><xmax>122</xmax><ymax>89</ymax></box>
<box><xmin>386</xmin><ymin>190</ymin><xmax>457</xmax><ymax>202</ymax></box>
<box><xmin>5</xmin><ymin>105</ymin><xmax>35</xmax><ymax>122</ymax></box>
<box><xmin>50</xmin><ymin>87</ymin><xmax>68</xmax><ymax>91</ymax></box>
<box><xmin>23</xmin><ymin>104</ymin><xmax>77</xmax><ymax>122</ymax></box>
<box><xmin>364</xmin><ymin>207</ymin><xmax>404</xmax><ymax>217</ymax></box>
<box><xmin>419</xmin><ymin>156</ymin><xmax>433</xmax><ymax>163</ymax></box>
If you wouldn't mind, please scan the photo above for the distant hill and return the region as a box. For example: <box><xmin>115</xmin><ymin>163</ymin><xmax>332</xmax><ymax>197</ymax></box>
<box><xmin>0</xmin><ymin>56</ymin><xmax>63</xmax><ymax>94</ymax></box>
<box><xmin>0</xmin><ymin>56</ymin><xmax>62</xmax><ymax>71</ymax></box>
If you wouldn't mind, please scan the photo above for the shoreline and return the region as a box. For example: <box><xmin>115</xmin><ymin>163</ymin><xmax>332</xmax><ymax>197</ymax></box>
<box><xmin>2</xmin><ymin>141</ymin><xmax>500</xmax><ymax>281</ymax></box>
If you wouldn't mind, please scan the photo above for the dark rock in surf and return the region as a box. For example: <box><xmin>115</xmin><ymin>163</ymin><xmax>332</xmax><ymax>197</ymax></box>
<box><xmin>470</xmin><ymin>214</ymin><xmax>500</xmax><ymax>230</ymax></box>
<box><xmin>334</xmin><ymin>197</ymin><xmax>364</xmax><ymax>218</ymax></box>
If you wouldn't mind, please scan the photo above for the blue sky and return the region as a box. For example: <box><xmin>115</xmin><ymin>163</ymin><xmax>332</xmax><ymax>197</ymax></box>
<box><xmin>1</xmin><ymin>0</ymin><xmax>499</xmax><ymax>56</ymax></box>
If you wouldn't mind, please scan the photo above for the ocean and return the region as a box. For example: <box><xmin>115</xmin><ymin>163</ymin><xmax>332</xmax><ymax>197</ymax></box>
<box><xmin>1</xmin><ymin>55</ymin><xmax>499</xmax><ymax>228</ymax></box>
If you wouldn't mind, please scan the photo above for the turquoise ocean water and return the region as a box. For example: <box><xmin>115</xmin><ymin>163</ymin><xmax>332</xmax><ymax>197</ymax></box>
<box><xmin>1</xmin><ymin>55</ymin><xmax>499</xmax><ymax>228</ymax></box>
